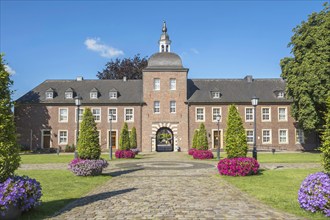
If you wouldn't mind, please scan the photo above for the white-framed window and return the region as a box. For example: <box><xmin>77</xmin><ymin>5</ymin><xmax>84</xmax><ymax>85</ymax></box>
<box><xmin>278</xmin><ymin>107</ymin><xmax>287</xmax><ymax>121</ymax></box>
<box><xmin>108</xmin><ymin>108</ymin><xmax>117</xmax><ymax>122</ymax></box>
<box><xmin>154</xmin><ymin>101</ymin><xmax>160</xmax><ymax>113</ymax></box>
<box><xmin>75</xmin><ymin>108</ymin><xmax>84</xmax><ymax>122</ymax></box>
<box><xmin>170</xmin><ymin>78</ymin><xmax>176</xmax><ymax>90</ymax></box>
<box><xmin>154</xmin><ymin>78</ymin><xmax>160</xmax><ymax>90</ymax></box>
<box><xmin>212</xmin><ymin>107</ymin><xmax>222</xmax><ymax>122</ymax></box>
<box><xmin>279</xmin><ymin>129</ymin><xmax>288</xmax><ymax>144</ymax></box>
<box><xmin>125</xmin><ymin>108</ymin><xmax>134</xmax><ymax>122</ymax></box>
<box><xmin>59</xmin><ymin>108</ymin><xmax>68</xmax><ymax>122</ymax></box>
<box><xmin>109</xmin><ymin>91</ymin><xmax>117</xmax><ymax>99</ymax></box>
<box><xmin>277</xmin><ymin>91</ymin><xmax>285</xmax><ymax>98</ymax></box>
<box><xmin>261</xmin><ymin>107</ymin><xmax>271</xmax><ymax>122</ymax></box>
<box><xmin>212</xmin><ymin>92</ymin><xmax>221</xmax><ymax>99</ymax></box>
<box><xmin>90</xmin><ymin>92</ymin><xmax>98</xmax><ymax>99</ymax></box>
<box><xmin>170</xmin><ymin>101</ymin><xmax>176</xmax><ymax>113</ymax></box>
<box><xmin>262</xmin><ymin>129</ymin><xmax>272</xmax><ymax>144</ymax></box>
<box><xmin>92</xmin><ymin>108</ymin><xmax>101</xmax><ymax>122</ymax></box>
<box><xmin>245</xmin><ymin>107</ymin><xmax>254</xmax><ymax>122</ymax></box>
<box><xmin>246</xmin><ymin>130</ymin><xmax>254</xmax><ymax>144</ymax></box>
<box><xmin>196</xmin><ymin>107</ymin><xmax>205</xmax><ymax>122</ymax></box>
<box><xmin>58</xmin><ymin>130</ymin><xmax>68</xmax><ymax>145</ymax></box>
<box><xmin>296</xmin><ymin>129</ymin><xmax>305</xmax><ymax>144</ymax></box>
<box><xmin>65</xmin><ymin>92</ymin><xmax>73</xmax><ymax>99</ymax></box>
<box><xmin>46</xmin><ymin>91</ymin><xmax>53</xmax><ymax>99</ymax></box>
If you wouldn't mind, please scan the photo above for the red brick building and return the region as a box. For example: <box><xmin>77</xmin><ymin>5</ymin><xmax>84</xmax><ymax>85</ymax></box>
<box><xmin>15</xmin><ymin>23</ymin><xmax>317</xmax><ymax>152</ymax></box>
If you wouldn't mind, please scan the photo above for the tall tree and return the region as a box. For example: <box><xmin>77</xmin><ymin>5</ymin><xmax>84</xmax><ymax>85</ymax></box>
<box><xmin>0</xmin><ymin>54</ymin><xmax>20</xmax><ymax>182</ymax></box>
<box><xmin>320</xmin><ymin>97</ymin><xmax>330</xmax><ymax>172</ymax></box>
<box><xmin>97</xmin><ymin>54</ymin><xmax>148</xmax><ymax>80</ymax></box>
<box><xmin>77</xmin><ymin>108</ymin><xmax>101</xmax><ymax>159</ymax></box>
<box><xmin>130</xmin><ymin>126</ymin><xmax>137</xmax><ymax>149</ymax></box>
<box><xmin>225</xmin><ymin>105</ymin><xmax>248</xmax><ymax>158</ymax></box>
<box><xmin>280</xmin><ymin>3</ymin><xmax>330</xmax><ymax>137</ymax></box>
<box><xmin>192</xmin><ymin>129</ymin><xmax>199</xmax><ymax>149</ymax></box>
<box><xmin>119</xmin><ymin>123</ymin><xmax>130</xmax><ymax>150</ymax></box>
<box><xmin>197</xmin><ymin>123</ymin><xmax>209</xmax><ymax>150</ymax></box>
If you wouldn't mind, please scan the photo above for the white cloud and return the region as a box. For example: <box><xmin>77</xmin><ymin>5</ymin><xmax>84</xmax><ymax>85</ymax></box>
<box><xmin>190</xmin><ymin>48</ymin><xmax>199</xmax><ymax>54</ymax></box>
<box><xmin>4</xmin><ymin>65</ymin><xmax>16</xmax><ymax>75</ymax></box>
<box><xmin>84</xmin><ymin>37</ymin><xmax>124</xmax><ymax>58</ymax></box>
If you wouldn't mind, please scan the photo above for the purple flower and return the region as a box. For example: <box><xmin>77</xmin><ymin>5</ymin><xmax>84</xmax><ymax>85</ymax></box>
<box><xmin>0</xmin><ymin>175</ymin><xmax>42</xmax><ymax>216</ymax></box>
<box><xmin>115</xmin><ymin>150</ymin><xmax>136</xmax><ymax>159</ymax></box>
<box><xmin>192</xmin><ymin>150</ymin><xmax>214</xmax><ymax>160</ymax></box>
<box><xmin>217</xmin><ymin>157</ymin><xmax>259</xmax><ymax>176</ymax></box>
<box><xmin>188</xmin><ymin>148</ymin><xmax>196</xmax><ymax>156</ymax></box>
<box><xmin>298</xmin><ymin>172</ymin><xmax>330</xmax><ymax>217</ymax></box>
<box><xmin>68</xmin><ymin>158</ymin><xmax>108</xmax><ymax>176</ymax></box>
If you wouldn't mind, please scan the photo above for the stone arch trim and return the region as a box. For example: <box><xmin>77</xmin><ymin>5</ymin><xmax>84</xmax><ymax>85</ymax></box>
<box><xmin>151</xmin><ymin>122</ymin><xmax>178</xmax><ymax>135</ymax></box>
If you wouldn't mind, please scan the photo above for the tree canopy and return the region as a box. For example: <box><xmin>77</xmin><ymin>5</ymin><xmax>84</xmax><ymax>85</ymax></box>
<box><xmin>97</xmin><ymin>54</ymin><xmax>148</xmax><ymax>80</ymax></box>
<box><xmin>280</xmin><ymin>3</ymin><xmax>330</xmax><ymax>136</ymax></box>
<box><xmin>77</xmin><ymin>108</ymin><xmax>101</xmax><ymax>159</ymax></box>
<box><xmin>196</xmin><ymin>123</ymin><xmax>209</xmax><ymax>150</ymax></box>
<box><xmin>0</xmin><ymin>54</ymin><xmax>20</xmax><ymax>181</ymax></box>
<box><xmin>320</xmin><ymin>96</ymin><xmax>330</xmax><ymax>172</ymax></box>
<box><xmin>119</xmin><ymin>122</ymin><xmax>130</xmax><ymax>150</ymax></box>
<box><xmin>225</xmin><ymin>105</ymin><xmax>248</xmax><ymax>158</ymax></box>
<box><xmin>130</xmin><ymin>126</ymin><xmax>137</xmax><ymax>149</ymax></box>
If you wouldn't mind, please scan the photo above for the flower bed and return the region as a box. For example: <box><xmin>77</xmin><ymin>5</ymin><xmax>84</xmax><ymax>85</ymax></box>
<box><xmin>188</xmin><ymin>148</ymin><xmax>196</xmax><ymax>155</ymax></box>
<box><xmin>0</xmin><ymin>175</ymin><xmax>42</xmax><ymax>217</ymax></box>
<box><xmin>68</xmin><ymin>158</ymin><xmax>108</xmax><ymax>176</ymax></box>
<box><xmin>217</xmin><ymin>157</ymin><xmax>259</xmax><ymax>176</ymax></box>
<box><xmin>298</xmin><ymin>172</ymin><xmax>330</xmax><ymax>217</ymax></box>
<box><xmin>115</xmin><ymin>150</ymin><xmax>136</xmax><ymax>159</ymax></box>
<box><xmin>192</xmin><ymin>150</ymin><xmax>214</xmax><ymax>159</ymax></box>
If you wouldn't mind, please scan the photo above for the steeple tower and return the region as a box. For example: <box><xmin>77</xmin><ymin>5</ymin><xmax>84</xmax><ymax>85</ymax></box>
<box><xmin>159</xmin><ymin>21</ymin><xmax>171</xmax><ymax>53</ymax></box>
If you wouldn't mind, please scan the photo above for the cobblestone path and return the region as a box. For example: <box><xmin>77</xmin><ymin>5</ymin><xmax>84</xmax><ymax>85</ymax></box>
<box><xmin>49</xmin><ymin>153</ymin><xmax>304</xmax><ymax>220</ymax></box>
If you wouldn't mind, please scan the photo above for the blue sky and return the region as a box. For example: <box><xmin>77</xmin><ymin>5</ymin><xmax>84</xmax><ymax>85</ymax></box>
<box><xmin>0</xmin><ymin>0</ymin><xmax>325</xmax><ymax>100</ymax></box>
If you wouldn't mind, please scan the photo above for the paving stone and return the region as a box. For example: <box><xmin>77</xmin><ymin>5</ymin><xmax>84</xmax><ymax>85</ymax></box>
<box><xmin>26</xmin><ymin>152</ymin><xmax>310</xmax><ymax>220</ymax></box>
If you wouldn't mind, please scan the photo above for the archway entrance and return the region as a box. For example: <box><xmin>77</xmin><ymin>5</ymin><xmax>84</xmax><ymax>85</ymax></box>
<box><xmin>156</xmin><ymin>127</ymin><xmax>173</xmax><ymax>152</ymax></box>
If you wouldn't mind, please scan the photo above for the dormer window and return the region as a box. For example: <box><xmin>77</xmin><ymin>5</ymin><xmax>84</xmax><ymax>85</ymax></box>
<box><xmin>65</xmin><ymin>92</ymin><xmax>73</xmax><ymax>99</ymax></box>
<box><xmin>277</xmin><ymin>91</ymin><xmax>285</xmax><ymax>98</ymax></box>
<box><xmin>109</xmin><ymin>92</ymin><xmax>117</xmax><ymax>99</ymax></box>
<box><xmin>275</xmin><ymin>90</ymin><xmax>285</xmax><ymax>99</ymax></box>
<box><xmin>212</xmin><ymin>92</ymin><xmax>221</xmax><ymax>99</ymax></box>
<box><xmin>65</xmin><ymin>88</ymin><xmax>73</xmax><ymax>99</ymax></box>
<box><xmin>45</xmin><ymin>88</ymin><xmax>54</xmax><ymax>99</ymax></box>
<box><xmin>109</xmin><ymin>88</ymin><xmax>118</xmax><ymax>99</ymax></box>
<box><xmin>90</xmin><ymin>92</ymin><xmax>98</xmax><ymax>99</ymax></box>
<box><xmin>90</xmin><ymin>88</ymin><xmax>98</xmax><ymax>99</ymax></box>
<box><xmin>210</xmin><ymin>88</ymin><xmax>221</xmax><ymax>99</ymax></box>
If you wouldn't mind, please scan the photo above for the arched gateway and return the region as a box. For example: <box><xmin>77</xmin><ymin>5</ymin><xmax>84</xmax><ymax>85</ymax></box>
<box><xmin>156</xmin><ymin>127</ymin><xmax>174</xmax><ymax>152</ymax></box>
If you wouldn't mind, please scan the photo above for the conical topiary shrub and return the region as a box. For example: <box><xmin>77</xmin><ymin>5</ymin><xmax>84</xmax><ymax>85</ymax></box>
<box><xmin>77</xmin><ymin>108</ymin><xmax>101</xmax><ymax>159</ymax></box>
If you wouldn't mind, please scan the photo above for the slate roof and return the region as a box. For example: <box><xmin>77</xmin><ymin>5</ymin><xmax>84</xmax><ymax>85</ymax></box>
<box><xmin>187</xmin><ymin>78</ymin><xmax>289</xmax><ymax>103</ymax></box>
<box><xmin>17</xmin><ymin>77</ymin><xmax>289</xmax><ymax>105</ymax></box>
<box><xmin>17</xmin><ymin>79</ymin><xmax>143</xmax><ymax>104</ymax></box>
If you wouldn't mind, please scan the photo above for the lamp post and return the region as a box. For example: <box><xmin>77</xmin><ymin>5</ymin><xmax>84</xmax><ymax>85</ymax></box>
<box><xmin>74</xmin><ymin>95</ymin><xmax>82</xmax><ymax>159</ymax></box>
<box><xmin>251</xmin><ymin>96</ymin><xmax>259</xmax><ymax>160</ymax></box>
<box><xmin>216</xmin><ymin>114</ymin><xmax>221</xmax><ymax>160</ymax></box>
<box><xmin>109</xmin><ymin>113</ymin><xmax>113</xmax><ymax>160</ymax></box>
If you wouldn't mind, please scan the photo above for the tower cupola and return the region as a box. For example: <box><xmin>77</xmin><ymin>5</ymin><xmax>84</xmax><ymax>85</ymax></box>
<box><xmin>159</xmin><ymin>21</ymin><xmax>171</xmax><ymax>53</ymax></box>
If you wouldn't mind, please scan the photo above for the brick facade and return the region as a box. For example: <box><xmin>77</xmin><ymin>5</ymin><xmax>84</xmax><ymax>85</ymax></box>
<box><xmin>14</xmin><ymin>23</ymin><xmax>318</xmax><ymax>152</ymax></box>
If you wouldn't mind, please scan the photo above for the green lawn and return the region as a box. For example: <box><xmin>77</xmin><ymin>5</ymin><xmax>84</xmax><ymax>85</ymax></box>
<box><xmin>220</xmin><ymin>168</ymin><xmax>328</xmax><ymax>220</ymax></box>
<box><xmin>16</xmin><ymin>170</ymin><xmax>111</xmax><ymax>220</ymax></box>
<box><xmin>20</xmin><ymin>153</ymin><xmax>143</xmax><ymax>164</ymax></box>
<box><xmin>209</xmin><ymin>152</ymin><xmax>321</xmax><ymax>163</ymax></box>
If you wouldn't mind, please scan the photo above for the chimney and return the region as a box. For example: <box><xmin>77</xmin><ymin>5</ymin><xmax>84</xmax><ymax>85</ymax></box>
<box><xmin>244</xmin><ymin>75</ymin><xmax>253</xmax><ymax>83</ymax></box>
<box><xmin>123</xmin><ymin>76</ymin><xmax>127</xmax><ymax>82</ymax></box>
<box><xmin>76</xmin><ymin>76</ymin><xmax>84</xmax><ymax>81</ymax></box>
